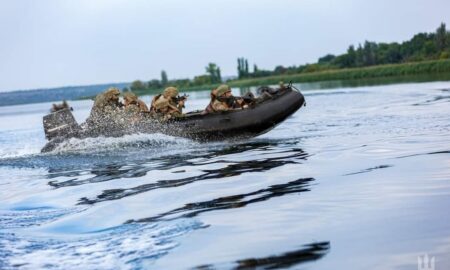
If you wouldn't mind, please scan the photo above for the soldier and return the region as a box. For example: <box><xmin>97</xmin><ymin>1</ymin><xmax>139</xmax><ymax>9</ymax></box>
<box><xmin>122</xmin><ymin>91</ymin><xmax>149</xmax><ymax>125</ymax></box>
<box><xmin>206</xmin><ymin>84</ymin><xmax>245</xmax><ymax>113</ymax></box>
<box><xmin>51</xmin><ymin>100</ymin><xmax>73</xmax><ymax>112</ymax></box>
<box><xmin>123</xmin><ymin>91</ymin><xmax>149</xmax><ymax>113</ymax></box>
<box><xmin>150</xmin><ymin>86</ymin><xmax>186</xmax><ymax>120</ymax></box>
<box><xmin>85</xmin><ymin>87</ymin><xmax>124</xmax><ymax>130</ymax></box>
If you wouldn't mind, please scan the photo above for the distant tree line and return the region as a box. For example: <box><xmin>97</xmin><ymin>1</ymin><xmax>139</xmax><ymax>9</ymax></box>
<box><xmin>237</xmin><ymin>22</ymin><xmax>450</xmax><ymax>79</ymax></box>
<box><xmin>128</xmin><ymin>62</ymin><xmax>223</xmax><ymax>92</ymax></box>
<box><xmin>329</xmin><ymin>23</ymin><xmax>449</xmax><ymax>68</ymax></box>
<box><xmin>127</xmin><ymin>23</ymin><xmax>449</xmax><ymax>92</ymax></box>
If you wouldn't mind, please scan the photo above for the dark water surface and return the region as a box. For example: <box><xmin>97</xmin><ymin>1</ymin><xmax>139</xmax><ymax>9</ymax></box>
<box><xmin>1</xmin><ymin>82</ymin><xmax>450</xmax><ymax>269</ymax></box>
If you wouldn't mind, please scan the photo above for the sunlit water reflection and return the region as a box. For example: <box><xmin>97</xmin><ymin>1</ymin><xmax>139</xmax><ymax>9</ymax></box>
<box><xmin>1</xmin><ymin>81</ymin><xmax>450</xmax><ymax>269</ymax></box>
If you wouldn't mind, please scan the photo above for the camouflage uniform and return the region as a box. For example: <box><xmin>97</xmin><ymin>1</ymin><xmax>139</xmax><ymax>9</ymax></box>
<box><xmin>123</xmin><ymin>92</ymin><xmax>149</xmax><ymax>113</ymax></box>
<box><xmin>210</xmin><ymin>84</ymin><xmax>233</xmax><ymax>112</ymax></box>
<box><xmin>122</xmin><ymin>91</ymin><xmax>150</xmax><ymax>124</ymax></box>
<box><xmin>150</xmin><ymin>87</ymin><xmax>184</xmax><ymax>120</ymax></box>
<box><xmin>85</xmin><ymin>87</ymin><xmax>125</xmax><ymax>132</ymax></box>
<box><xmin>211</xmin><ymin>99</ymin><xmax>230</xmax><ymax>111</ymax></box>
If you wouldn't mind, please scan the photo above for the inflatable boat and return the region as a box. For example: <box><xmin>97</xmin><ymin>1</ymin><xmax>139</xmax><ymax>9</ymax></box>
<box><xmin>41</xmin><ymin>86</ymin><xmax>305</xmax><ymax>152</ymax></box>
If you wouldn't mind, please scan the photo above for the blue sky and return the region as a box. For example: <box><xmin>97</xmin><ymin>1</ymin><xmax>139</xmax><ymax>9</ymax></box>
<box><xmin>0</xmin><ymin>0</ymin><xmax>449</xmax><ymax>91</ymax></box>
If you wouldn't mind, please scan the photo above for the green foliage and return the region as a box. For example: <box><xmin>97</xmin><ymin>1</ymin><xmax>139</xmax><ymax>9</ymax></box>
<box><xmin>217</xmin><ymin>67</ymin><xmax>221</xmax><ymax>83</ymax></box>
<box><xmin>302</xmin><ymin>64</ymin><xmax>331</xmax><ymax>73</ymax></box>
<box><xmin>327</xmin><ymin>23</ymin><xmax>448</xmax><ymax>69</ymax></box>
<box><xmin>193</xmin><ymin>74</ymin><xmax>212</xmax><ymax>85</ymax></box>
<box><xmin>251</xmin><ymin>69</ymin><xmax>273</xmax><ymax>78</ymax></box>
<box><xmin>436</xmin><ymin>23</ymin><xmax>448</xmax><ymax>52</ymax></box>
<box><xmin>239</xmin><ymin>23</ymin><xmax>447</xmax><ymax>79</ymax></box>
<box><xmin>440</xmin><ymin>51</ymin><xmax>450</xmax><ymax>59</ymax></box>
<box><xmin>147</xmin><ymin>79</ymin><xmax>162</xmax><ymax>90</ymax></box>
<box><xmin>169</xmin><ymin>78</ymin><xmax>191</xmax><ymax>88</ymax></box>
<box><xmin>161</xmin><ymin>70</ymin><xmax>168</xmax><ymax>86</ymax></box>
<box><xmin>237</xmin><ymin>57</ymin><xmax>250</xmax><ymax>79</ymax></box>
<box><xmin>205</xmin><ymin>63</ymin><xmax>222</xmax><ymax>83</ymax></box>
<box><xmin>227</xmin><ymin>60</ymin><xmax>450</xmax><ymax>88</ymax></box>
<box><xmin>130</xmin><ymin>80</ymin><xmax>146</xmax><ymax>91</ymax></box>
<box><xmin>318</xmin><ymin>54</ymin><xmax>336</xmax><ymax>64</ymax></box>
<box><xmin>273</xmin><ymin>65</ymin><xmax>287</xmax><ymax>75</ymax></box>
<box><xmin>245</xmin><ymin>59</ymin><xmax>249</xmax><ymax>75</ymax></box>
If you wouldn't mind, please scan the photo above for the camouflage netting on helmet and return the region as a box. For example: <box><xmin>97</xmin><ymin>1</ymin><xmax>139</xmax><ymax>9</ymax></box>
<box><xmin>216</xmin><ymin>84</ymin><xmax>231</xmax><ymax>97</ymax></box>
<box><xmin>84</xmin><ymin>88</ymin><xmax>136</xmax><ymax>134</ymax></box>
<box><xmin>123</xmin><ymin>91</ymin><xmax>138</xmax><ymax>103</ymax></box>
<box><xmin>163</xmin><ymin>87</ymin><xmax>179</xmax><ymax>98</ymax></box>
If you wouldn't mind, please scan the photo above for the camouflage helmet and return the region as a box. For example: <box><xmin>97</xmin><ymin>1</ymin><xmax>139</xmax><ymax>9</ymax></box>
<box><xmin>104</xmin><ymin>87</ymin><xmax>121</xmax><ymax>100</ymax></box>
<box><xmin>123</xmin><ymin>91</ymin><xmax>138</xmax><ymax>103</ymax></box>
<box><xmin>216</xmin><ymin>84</ymin><xmax>231</xmax><ymax>97</ymax></box>
<box><xmin>163</xmin><ymin>87</ymin><xmax>179</xmax><ymax>98</ymax></box>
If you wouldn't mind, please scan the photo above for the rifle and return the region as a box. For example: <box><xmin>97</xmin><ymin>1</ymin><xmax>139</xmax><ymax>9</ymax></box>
<box><xmin>218</xmin><ymin>93</ymin><xmax>255</xmax><ymax>109</ymax></box>
<box><xmin>173</xmin><ymin>94</ymin><xmax>189</xmax><ymax>108</ymax></box>
<box><xmin>239</xmin><ymin>92</ymin><xmax>255</xmax><ymax>103</ymax></box>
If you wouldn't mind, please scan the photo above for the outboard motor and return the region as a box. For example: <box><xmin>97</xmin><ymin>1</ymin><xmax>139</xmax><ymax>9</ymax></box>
<box><xmin>43</xmin><ymin>108</ymin><xmax>81</xmax><ymax>140</ymax></box>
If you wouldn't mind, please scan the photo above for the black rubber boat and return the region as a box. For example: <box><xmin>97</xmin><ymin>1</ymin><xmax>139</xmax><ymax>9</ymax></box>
<box><xmin>41</xmin><ymin>86</ymin><xmax>305</xmax><ymax>152</ymax></box>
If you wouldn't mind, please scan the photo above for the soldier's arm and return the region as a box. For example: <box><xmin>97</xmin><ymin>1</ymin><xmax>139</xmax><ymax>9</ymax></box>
<box><xmin>138</xmin><ymin>100</ymin><xmax>149</xmax><ymax>112</ymax></box>
<box><xmin>168</xmin><ymin>103</ymin><xmax>182</xmax><ymax>113</ymax></box>
<box><xmin>212</xmin><ymin>102</ymin><xmax>229</xmax><ymax>111</ymax></box>
<box><xmin>153</xmin><ymin>97</ymin><xmax>169</xmax><ymax>110</ymax></box>
<box><xmin>177</xmin><ymin>99</ymin><xmax>186</xmax><ymax>109</ymax></box>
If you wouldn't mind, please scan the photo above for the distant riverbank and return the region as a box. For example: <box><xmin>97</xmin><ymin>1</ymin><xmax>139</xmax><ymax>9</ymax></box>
<box><xmin>227</xmin><ymin>59</ymin><xmax>450</xmax><ymax>87</ymax></box>
<box><xmin>129</xmin><ymin>59</ymin><xmax>450</xmax><ymax>97</ymax></box>
<box><xmin>0</xmin><ymin>82</ymin><xmax>129</xmax><ymax>107</ymax></box>
<box><xmin>1</xmin><ymin>60</ymin><xmax>450</xmax><ymax>107</ymax></box>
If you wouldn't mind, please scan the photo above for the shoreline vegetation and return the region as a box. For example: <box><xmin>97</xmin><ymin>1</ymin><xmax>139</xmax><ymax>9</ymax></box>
<box><xmin>126</xmin><ymin>59</ymin><xmax>450</xmax><ymax>97</ymax></box>
<box><xmin>123</xmin><ymin>22</ymin><xmax>450</xmax><ymax>97</ymax></box>
<box><xmin>227</xmin><ymin>59</ymin><xmax>450</xmax><ymax>87</ymax></box>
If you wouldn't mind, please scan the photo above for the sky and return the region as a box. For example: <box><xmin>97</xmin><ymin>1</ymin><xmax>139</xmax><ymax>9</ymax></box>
<box><xmin>0</xmin><ymin>0</ymin><xmax>449</xmax><ymax>92</ymax></box>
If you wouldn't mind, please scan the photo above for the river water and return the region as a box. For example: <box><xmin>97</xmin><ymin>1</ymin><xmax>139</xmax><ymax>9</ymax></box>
<box><xmin>0</xmin><ymin>81</ymin><xmax>449</xmax><ymax>269</ymax></box>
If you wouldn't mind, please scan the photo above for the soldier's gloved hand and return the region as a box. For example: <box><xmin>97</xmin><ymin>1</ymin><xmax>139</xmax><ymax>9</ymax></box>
<box><xmin>236</xmin><ymin>98</ymin><xmax>245</xmax><ymax>108</ymax></box>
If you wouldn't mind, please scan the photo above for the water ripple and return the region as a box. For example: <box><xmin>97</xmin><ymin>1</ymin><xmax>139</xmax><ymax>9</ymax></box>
<box><xmin>78</xmin><ymin>149</ymin><xmax>308</xmax><ymax>205</ymax></box>
<box><xmin>128</xmin><ymin>177</ymin><xmax>314</xmax><ymax>223</ymax></box>
<box><xmin>194</xmin><ymin>242</ymin><xmax>330</xmax><ymax>269</ymax></box>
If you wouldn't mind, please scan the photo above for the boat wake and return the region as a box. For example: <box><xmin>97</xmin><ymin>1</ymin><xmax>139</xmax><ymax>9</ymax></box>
<box><xmin>49</xmin><ymin>133</ymin><xmax>195</xmax><ymax>155</ymax></box>
<box><xmin>0</xmin><ymin>133</ymin><xmax>202</xmax><ymax>171</ymax></box>
<box><xmin>0</xmin><ymin>133</ymin><xmax>195</xmax><ymax>159</ymax></box>
<box><xmin>0</xmin><ymin>218</ymin><xmax>205</xmax><ymax>270</ymax></box>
